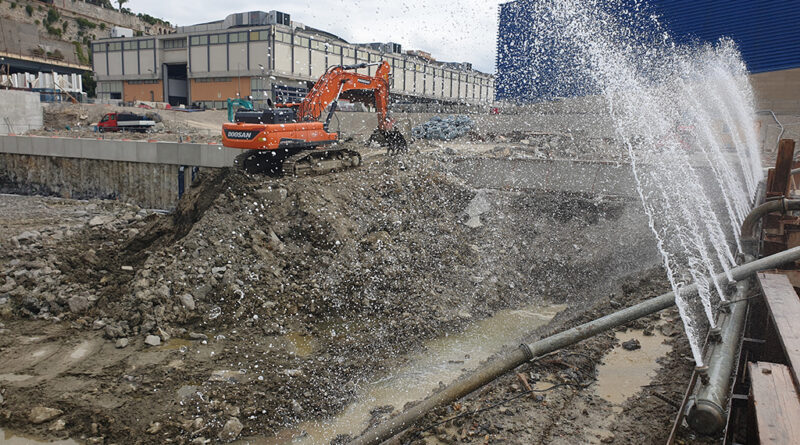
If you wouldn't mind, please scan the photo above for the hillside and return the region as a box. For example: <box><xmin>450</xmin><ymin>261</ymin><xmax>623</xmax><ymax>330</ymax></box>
<box><xmin>0</xmin><ymin>0</ymin><xmax>170</xmax><ymax>71</ymax></box>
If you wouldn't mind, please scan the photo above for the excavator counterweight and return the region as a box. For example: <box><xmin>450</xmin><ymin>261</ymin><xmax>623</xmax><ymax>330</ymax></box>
<box><xmin>222</xmin><ymin>61</ymin><xmax>406</xmax><ymax>175</ymax></box>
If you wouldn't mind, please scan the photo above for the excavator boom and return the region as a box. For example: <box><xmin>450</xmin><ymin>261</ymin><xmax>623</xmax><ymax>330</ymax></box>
<box><xmin>298</xmin><ymin>62</ymin><xmax>395</xmax><ymax>131</ymax></box>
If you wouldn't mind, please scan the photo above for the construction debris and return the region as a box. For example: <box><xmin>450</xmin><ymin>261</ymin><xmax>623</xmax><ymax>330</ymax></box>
<box><xmin>412</xmin><ymin>115</ymin><xmax>474</xmax><ymax>140</ymax></box>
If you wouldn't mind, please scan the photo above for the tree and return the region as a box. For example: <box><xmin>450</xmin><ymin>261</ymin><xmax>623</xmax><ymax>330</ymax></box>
<box><xmin>116</xmin><ymin>0</ymin><xmax>128</xmax><ymax>11</ymax></box>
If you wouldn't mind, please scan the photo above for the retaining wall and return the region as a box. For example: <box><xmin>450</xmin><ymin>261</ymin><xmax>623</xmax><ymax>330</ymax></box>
<box><xmin>0</xmin><ymin>135</ymin><xmax>238</xmax><ymax>209</ymax></box>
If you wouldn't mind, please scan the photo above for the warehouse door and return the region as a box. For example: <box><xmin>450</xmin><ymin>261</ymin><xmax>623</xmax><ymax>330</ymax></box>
<box><xmin>163</xmin><ymin>63</ymin><xmax>188</xmax><ymax>106</ymax></box>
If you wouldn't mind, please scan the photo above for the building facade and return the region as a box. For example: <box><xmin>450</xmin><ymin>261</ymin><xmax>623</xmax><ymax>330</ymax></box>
<box><xmin>496</xmin><ymin>0</ymin><xmax>800</xmax><ymax>110</ymax></box>
<box><xmin>92</xmin><ymin>11</ymin><xmax>495</xmax><ymax>107</ymax></box>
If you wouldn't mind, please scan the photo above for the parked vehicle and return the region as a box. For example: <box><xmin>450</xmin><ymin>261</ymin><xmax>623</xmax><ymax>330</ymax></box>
<box><xmin>97</xmin><ymin>112</ymin><xmax>156</xmax><ymax>133</ymax></box>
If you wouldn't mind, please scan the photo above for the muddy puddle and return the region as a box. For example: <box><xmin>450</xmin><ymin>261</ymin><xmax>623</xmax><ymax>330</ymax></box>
<box><xmin>593</xmin><ymin>328</ymin><xmax>672</xmax><ymax>412</ymax></box>
<box><xmin>235</xmin><ymin>303</ymin><xmax>567</xmax><ymax>445</ymax></box>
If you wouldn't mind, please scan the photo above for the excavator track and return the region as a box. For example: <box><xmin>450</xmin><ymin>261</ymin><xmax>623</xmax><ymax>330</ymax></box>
<box><xmin>282</xmin><ymin>147</ymin><xmax>362</xmax><ymax>176</ymax></box>
<box><xmin>234</xmin><ymin>149</ymin><xmax>287</xmax><ymax>175</ymax></box>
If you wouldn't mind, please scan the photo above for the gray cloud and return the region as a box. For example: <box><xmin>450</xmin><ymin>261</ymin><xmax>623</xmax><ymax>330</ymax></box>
<box><xmin>126</xmin><ymin>0</ymin><xmax>501</xmax><ymax>73</ymax></box>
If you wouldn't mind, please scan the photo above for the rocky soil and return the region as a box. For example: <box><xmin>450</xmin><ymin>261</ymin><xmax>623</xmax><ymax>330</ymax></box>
<box><xmin>0</xmin><ymin>150</ymin><xmax>680</xmax><ymax>444</ymax></box>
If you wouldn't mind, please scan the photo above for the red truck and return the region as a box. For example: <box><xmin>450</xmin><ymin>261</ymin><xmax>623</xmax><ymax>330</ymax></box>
<box><xmin>97</xmin><ymin>112</ymin><xmax>156</xmax><ymax>133</ymax></box>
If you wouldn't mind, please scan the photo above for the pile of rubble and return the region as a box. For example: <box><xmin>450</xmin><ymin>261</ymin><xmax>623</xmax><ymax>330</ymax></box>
<box><xmin>0</xmin><ymin>154</ymin><xmax>647</xmax><ymax>443</ymax></box>
<box><xmin>412</xmin><ymin>115</ymin><xmax>474</xmax><ymax>140</ymax></box>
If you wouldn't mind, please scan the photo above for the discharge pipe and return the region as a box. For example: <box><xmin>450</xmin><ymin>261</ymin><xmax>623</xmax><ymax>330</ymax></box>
<box><xmin>685</xmin><ymin>273</ymin><xmax>751</xmax><ymax>435</ymax></box>
<box><xmin>350</xmin><ymin>246</ymin><xmax>800</xmax><ymax>445</ymax></box>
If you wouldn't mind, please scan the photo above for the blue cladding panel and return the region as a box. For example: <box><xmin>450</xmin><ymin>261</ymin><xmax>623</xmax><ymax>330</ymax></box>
<box><xmin>497</xmin><ymin>0</ymin><xmax>800</xmax><ymax>101</ymax></box>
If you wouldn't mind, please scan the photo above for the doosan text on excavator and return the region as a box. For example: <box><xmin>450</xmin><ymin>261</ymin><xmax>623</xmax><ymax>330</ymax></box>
<box><xmin>221</xmin><ymin>60</ymin><xmax>407</xmax><ymax>176</ymax></box>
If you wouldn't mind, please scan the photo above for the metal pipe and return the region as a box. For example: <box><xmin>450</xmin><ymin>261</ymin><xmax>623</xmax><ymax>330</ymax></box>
<box><xmin>350</xmin><ymin>246</ymin><xmax>800</xmax><ymax>445</ymax></box>
<box><xmin>686</xmin><ymin>272</ymin><xmax>751</xmax><ymax>436</ymax></box>
<box><xmin>740</xmin><ymin>199</ymin><xmax>800</xmax><ymax>252</ymax></box>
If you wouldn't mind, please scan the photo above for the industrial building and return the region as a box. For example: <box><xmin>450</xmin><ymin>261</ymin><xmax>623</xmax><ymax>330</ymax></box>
<box><xmin>496</xmin><ymin>0</ymin><xmax>800</xmax><ymax>111</ymax></box>
<box><xmin>92</xmin><ymin>10</ymin><xmax>495</xmax><ymax>107</ymax></box>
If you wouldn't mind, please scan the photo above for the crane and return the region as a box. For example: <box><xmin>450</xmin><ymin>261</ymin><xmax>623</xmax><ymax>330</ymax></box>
<box><xmin>221</xmin><ymin>61</ymin><xmax>406</xmax><ymax>175</ymax></box>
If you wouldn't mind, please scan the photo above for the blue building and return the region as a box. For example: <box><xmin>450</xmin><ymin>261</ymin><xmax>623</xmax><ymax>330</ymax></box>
<box><xmin>496</xmin><ymin>0</ymin><xmax>800</xmax><ymax>104</ymax></box>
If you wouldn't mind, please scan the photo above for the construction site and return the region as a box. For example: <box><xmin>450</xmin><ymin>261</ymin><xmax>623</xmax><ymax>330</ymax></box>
<box><xmin>1</xmin><ymin>1</ymin><xmax>800</xmax><ymax>445</ymax></box>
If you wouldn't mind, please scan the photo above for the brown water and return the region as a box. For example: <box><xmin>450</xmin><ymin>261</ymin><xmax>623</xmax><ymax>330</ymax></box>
<box><xmin>593</xmin><ymin>329</ymin><xmax>672</xmax><ymax>412</ymax></box>
<box><xmin>236</xmin><ymin>303</ymin><xmax>567</xmax><ymax>445</ymax></box>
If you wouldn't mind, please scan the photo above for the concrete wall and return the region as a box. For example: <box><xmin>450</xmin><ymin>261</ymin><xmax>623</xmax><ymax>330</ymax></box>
<box><xmin>49</xmin><ymin>0</ymin><xmax>172</xmax><ymax>35</ymax></box>
<box><xmin>751</xmin><ymin>68</ymin><xmax>800</xmax><ymax>114</ymax></box>
<box><xmin>0</xmin><ymin>136</ymin><xmax>238</xmax><ymax>167</ymax></box>
<box><xmin>0</xmin><ymin>90</ymin><xmax>43</xmax><ymax>135</ymax></box>
<box><xmin>0</xmin><ymin>154</ymin><xmax>186</xmax><ymax>209</ymax></box>
<box><xmin>0</xmin><ymin>135</ymin><xmax>240</xmax><ymax>209</ymax></box>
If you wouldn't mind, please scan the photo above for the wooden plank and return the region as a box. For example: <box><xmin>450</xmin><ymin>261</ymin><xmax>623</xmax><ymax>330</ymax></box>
<box><xmin>769</xmin><ymin>139</ymin><xmax>796</xmax><ymax>197</ymax></box>
<box><xmin>766</xmin><ymin>168</ymin><xmax>776</xmax><ymax>197</ymax></box>
<box><xmin>774</xmin><ymin>269</ymin><xmax>800</xmax><ymax>289</ymax></box>
<box><xmin>748</xmin><ymin>362</ymin><xmax>800</xmax><ymax>444</ymax></box>
<box><xmin>757</xmin><ymin>272</ymin><xmax>800</xmax><ymax>387</ymax></box>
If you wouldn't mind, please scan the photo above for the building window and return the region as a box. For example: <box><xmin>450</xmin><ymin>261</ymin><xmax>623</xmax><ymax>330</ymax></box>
<box><xmin>128</xmin><ymin>79</ymin><xmax>160</xmax><ymax>84</ymax></box>
<box><xmin>343</xmin><ymin>47</ymin><xmax>355</xmax><ymax>58</ymax></box>
<box><xmin>275</xmin><ymin>32</ymin><xmax>291</xmax><ymax>44</ymax></box>
<box><xmin>228</xmin><ymin>31</ymin><xmax>248</xmax><ymax>43</ymax></box>
<box><xmin>123</xmin><ymin>41</ymin><xmax>135</xmax><ymax>50</ymax></box>
<box><xmin>250</xmin><ymin>30</ymin><xmax>269</xmax><ymax>41</ymax></box>
<box><xmin>93</xmin><ymin>43</ymin><xmax>105</xmax><ymax>53</ymax></box>
<box><xmin>209</xmin><ymin>34</ymin><xmax>227</xmax><ymax>45</ymax></box>
<box><xmin>294</xmin><ymin>35</ymin><xmax>309</xmax><ymax>47</ymax></box>
<box><xmin>139</xmin><ymin>40</ymin><xmax>154</xmax><ymax>49</ymax></box>
<box><xmin>108</xmin><ymin>42</ymin><xmax>122</xmax><ymax>51</ymax></box>
<box><xmin>190</xmin><ymin>35</ymin><xmax>208</xmax><ymax>45</ymax></box>
<box><xmin>163</xmin><ymin>38</ymin><xmax>186</xmax><ymax>49</ymax></box>
<box><xmin>194</xmin><ymin>77</ymin><xmax>233</xmax><ymax>83</ymax></box>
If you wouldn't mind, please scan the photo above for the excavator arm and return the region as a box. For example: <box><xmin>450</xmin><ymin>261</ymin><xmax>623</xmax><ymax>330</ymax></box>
<box><xmin>297</xmin><ymin>61</ymin><xmax>395</xmax><ymax>132</ymax></box>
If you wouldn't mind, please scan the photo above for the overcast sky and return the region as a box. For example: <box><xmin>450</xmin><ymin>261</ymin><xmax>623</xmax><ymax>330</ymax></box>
<box><xmin>125</xmin><ymin>0</ymin><xmax>503</xmax><ymax>73</ymax></box>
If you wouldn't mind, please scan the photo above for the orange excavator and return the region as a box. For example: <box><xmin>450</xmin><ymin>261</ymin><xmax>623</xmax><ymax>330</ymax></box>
<box><xmin>222</xmin><ymin>60</ymin><xmax>406</xmax><ymax>175</ymax></box>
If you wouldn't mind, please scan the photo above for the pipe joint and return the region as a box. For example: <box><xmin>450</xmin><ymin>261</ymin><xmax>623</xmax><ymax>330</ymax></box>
<box><xmin>708</xmin><ymin>328</ymin><xmax>722</xmax><ymax>343</ymax></box>
<box><xmin>519</xmin><ymin>343</ymin><xmax>534</xmax><ymax>361</ymax></box>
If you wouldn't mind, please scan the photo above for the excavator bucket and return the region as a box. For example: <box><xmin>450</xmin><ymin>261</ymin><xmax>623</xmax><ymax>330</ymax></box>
<box><xmin>368</xmin><ymin>129</ymin><xmax>407</xmax><ymax>155</ymax></box>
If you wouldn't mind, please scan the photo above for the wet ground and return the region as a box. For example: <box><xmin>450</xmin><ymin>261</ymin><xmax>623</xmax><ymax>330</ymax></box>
<box><xmin>0</xmin><ymin>149</ymin><xmax>698</xmax><ymax>445</ymax></box>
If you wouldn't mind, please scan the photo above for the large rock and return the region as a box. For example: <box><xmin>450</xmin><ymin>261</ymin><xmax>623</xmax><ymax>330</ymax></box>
<box><xmin>179</xmin><ymin>294</ymin><xmax>196</xmax><ymax>311</ymax></box>
<box><xmin>145</xmin><ymin>335</ymin><xmax>161</xmax><ymax>346</ymax></box>
<box><xmin>68</xmin><ymin>295</ymin><xmax>90</xmax><ymax>314</ymax></box>
<box><xmin>255</xmin><ymin>187</ymin><xmax>288</xmax><ymax>204</ymax></box>
<box><xmin>218</xmin><ymin>417</ymin><xmax>243</xmax><ymax>442</ymax></box>
<box><xmin>88</xmin><ymin>216</ymin><xmax>112</xmax><ymax>227</ymax></box>
<box><xmin>29</xmin><ymin>406</ymin><xmax>63</xmax><ymax>424</ymax></box>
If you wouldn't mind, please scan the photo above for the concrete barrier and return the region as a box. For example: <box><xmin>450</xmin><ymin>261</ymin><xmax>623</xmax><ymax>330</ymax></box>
<box><xmin>0</xmin><ymin>135</ymin><xmax>239</xmax><ymax>167</ymax></box>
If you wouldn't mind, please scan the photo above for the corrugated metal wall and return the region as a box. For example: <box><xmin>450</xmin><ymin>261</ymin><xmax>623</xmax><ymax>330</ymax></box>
<box><xmin>497</xmin><ymin>0</ymin><xmax>800</xmax><ymax>101</ymax></box>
